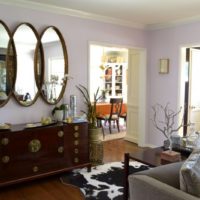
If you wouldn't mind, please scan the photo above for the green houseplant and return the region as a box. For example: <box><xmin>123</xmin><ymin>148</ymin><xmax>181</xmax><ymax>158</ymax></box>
<box><xmin>76</xmin><ymin>84</ymin><xmax>102</xmax><ymax>128</ymax></box>
<box><xmin>51</xmin><ymin>104</ymin><xmax>66</xmax><ymax>121</ymax></box>
<box><xmin>76</xmin><ymin>84</ymin><xmax>103</xmax><ymax>165</ymax></box>
<box><xmin>51</xmin><ymin>104</ymin><xmax>66</xmax><ymax>115</ymax></box>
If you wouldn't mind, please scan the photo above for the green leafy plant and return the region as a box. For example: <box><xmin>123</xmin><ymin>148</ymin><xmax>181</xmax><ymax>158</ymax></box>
<box><xmin>51</xmin><ymin>104</ymin><xmax>66</xmax><ymax>116</ymax></box>
<box><xmin>76</xmin><ymin>84</ymin><xmax>102</xmax><ymax>128</ymax></box>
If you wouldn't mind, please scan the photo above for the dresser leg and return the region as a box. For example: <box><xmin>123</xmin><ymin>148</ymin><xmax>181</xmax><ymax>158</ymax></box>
<box><xmin>87</xmin><ymin>164</ymin><xmax>92</xmax><ymax>172</ymax></box>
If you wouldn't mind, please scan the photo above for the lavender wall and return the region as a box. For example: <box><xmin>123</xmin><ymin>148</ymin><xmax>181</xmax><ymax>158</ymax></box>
<box><xmin>0</xmin><ymin>4</ymin><xmax>147</xmax><ymax>124</ymax></box>
<box><xmin>2</xmin><ymin>4</ymin><xmax>200</xmax><ymax>147</ymax></box>
<box><xmin>147</xmin><ymin>22</ymin><xmax>200</xmax><ymax>146</ymax></box>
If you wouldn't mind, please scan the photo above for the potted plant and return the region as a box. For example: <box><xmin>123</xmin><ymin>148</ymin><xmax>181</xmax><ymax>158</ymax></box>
<box><xmin>52</xmin><ymin>104</ymin><xmax>66</xmax><ymax>121</ymax></box>
<box><xmin>76</xmin><ymin>84</ymin><xmax>103</xmax><ymax>165</ymax></box>
<box><xmin>76</xmin><ymin>84</ymin><xmax>102</xmax><ymax>129</ymax></box>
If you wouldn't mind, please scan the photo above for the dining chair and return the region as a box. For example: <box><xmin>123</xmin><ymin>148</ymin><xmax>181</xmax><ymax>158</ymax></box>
<box><xmin>96</xmin><ymin>98</ymin><xmax>123</xmax><ymax>135</ymax></box>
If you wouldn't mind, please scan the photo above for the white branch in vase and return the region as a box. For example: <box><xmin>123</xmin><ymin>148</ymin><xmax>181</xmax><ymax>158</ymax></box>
<box><xmin>152</xmin><ymin>103</ymin><xmax>191</xmax><ymax>150</ymax></box>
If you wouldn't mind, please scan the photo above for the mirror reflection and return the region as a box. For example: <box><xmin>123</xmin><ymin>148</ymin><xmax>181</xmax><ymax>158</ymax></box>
<box><xmin>0</xmin><ymin>21</ymin><xmax>16</xmax><ymax>107</ymax></box>
<box><xmin>13</xmin><ymin>23</ymin><xmax>39</xmax><ymax>106</ymax></box>
<box><xmin>41</xmin><ymin>27</ymin><xmax>67</xmax><ymax>104</ymax></box>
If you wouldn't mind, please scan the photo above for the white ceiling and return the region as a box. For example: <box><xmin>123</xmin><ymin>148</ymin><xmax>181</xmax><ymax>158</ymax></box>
<box><xmin>1</xmin><ymin>0</ymin><xmax>200</xmax><ymax>29</ymax></box>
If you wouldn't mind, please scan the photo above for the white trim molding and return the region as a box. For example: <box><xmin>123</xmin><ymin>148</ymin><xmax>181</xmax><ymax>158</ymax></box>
<box><xmin>0</xmin><ymin>0</ymin><xmax>145</xmax><ymax>29</ymax></box>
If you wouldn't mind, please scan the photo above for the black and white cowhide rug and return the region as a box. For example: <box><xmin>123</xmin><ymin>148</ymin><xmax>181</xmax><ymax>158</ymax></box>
<box><xmin>60</xmin><ymin>161</ymin><xmax>149</xmax><ymax>200</ymax></box>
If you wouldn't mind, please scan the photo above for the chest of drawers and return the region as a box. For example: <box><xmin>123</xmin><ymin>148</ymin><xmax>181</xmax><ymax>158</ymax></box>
<box><xmin>0</xmin><ymin>122</ymin><xmax>91</xmax><ymax>187</ymax></box>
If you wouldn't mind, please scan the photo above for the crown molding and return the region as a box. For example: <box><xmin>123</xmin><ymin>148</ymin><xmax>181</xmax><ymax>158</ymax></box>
<box><xmin>147</xmin><ymin>15</ymin><xmax>200</xmax><ymax>30</ymax></box>
<box><xmin>0</xmin><ymin>0</ymin><xmax>146</xmax><ymax>29</ymax></box>
<box><xmin>1</xmin><ymin>0</ymin><xmax>200</xmax><ymax>31</ymax></box>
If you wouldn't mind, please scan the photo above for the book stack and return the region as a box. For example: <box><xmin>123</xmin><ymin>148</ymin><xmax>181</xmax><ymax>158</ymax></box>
<box><xmin>160</xmin><ymin>150</ymin><xmax>181</xmax><ymax>162</ymax></box>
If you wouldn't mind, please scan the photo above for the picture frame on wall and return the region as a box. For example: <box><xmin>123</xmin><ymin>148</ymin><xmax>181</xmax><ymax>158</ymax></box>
<box><xmin>159</xmin><ymin>58</ymin><xmax>169</xmax><ymax>74</ymax></box>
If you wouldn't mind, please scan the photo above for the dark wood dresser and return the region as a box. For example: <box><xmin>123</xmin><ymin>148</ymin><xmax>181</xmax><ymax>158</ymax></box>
<box><xmin>0</xmin><ymin>122</ymin><xmax>91</xmax><ymax>187</ymax></box>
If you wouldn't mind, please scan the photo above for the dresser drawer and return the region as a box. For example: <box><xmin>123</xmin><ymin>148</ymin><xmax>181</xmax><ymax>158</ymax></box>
<box><xmin>0</xmin><ymin>126</ymin><xmax>64</xmax><ymax>161</ymax></box>
<box><xmin>63</xmin><ymin>122</ymin><xmax>89</xmax><ymax>166</ymax></box>
<box><xmin>0</xmin><ymin>157</ymin><xmax>67</xmax><ymax>185</ymax></box>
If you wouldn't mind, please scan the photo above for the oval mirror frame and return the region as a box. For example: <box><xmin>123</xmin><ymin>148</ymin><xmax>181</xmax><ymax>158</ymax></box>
<box><xmin>0</xmin><ymin>20</ymin><xmax>16</xmax><ymax>107</ymax></box>
<box><xmin>13</xmin><ymin>23</ymin><xmax>40</xmax><ymax>107</ymax></box>
<box><xmin>35</xmin><ymin>41</ymin><xmax>44</xmax><ymax>97</ymax></box>
<box><xmin>40</xmin><ymin>26</ymin><xmax>68</xmax><ymax>105</ymax></box>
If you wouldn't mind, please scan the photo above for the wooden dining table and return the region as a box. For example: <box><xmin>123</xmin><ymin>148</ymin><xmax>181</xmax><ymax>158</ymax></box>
<box><xmin>96</xmin><ymin>102</ymin><xmax>127</xmax><ymax>115</ymax></box>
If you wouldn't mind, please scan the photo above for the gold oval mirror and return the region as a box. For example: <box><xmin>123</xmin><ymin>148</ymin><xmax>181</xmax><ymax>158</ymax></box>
<box><xmin>40</xmin><ymin>26</ymin><xmax>68</xmax><ymax>104</ymax></box>
<box><xmin>13</xmin><ymin>23</ymin><xmax>40</xmax><ymax>106</ymax></box>
<box><xmin>0</xmin><ymin>20</ymin><xmax>16</xmax><ymax>107</ymax></box>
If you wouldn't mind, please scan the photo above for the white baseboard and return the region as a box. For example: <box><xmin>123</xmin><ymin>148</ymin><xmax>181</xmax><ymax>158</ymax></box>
<box><xmin>124</xmin><ymin>137</ymin><xmax>159</xmax><ymax>149</ymax></box>
<box><xmin>140</xmin><ymin>144</ymin><xmax>158</xmax><ymax>148</ymax></box>
<box><xmin>124</xmin><ymin>136</ymin><xmax>138</xmax><ymax>144</ymax></box>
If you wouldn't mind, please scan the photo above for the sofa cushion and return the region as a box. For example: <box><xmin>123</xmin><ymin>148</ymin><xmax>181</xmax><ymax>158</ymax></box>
<box><xmin>135</xmin><ymin>161</ymin><xmax>183</xmax><ymax>189</ymax></box>
<box><xmin>180</xmin><ymin>148</ymin><xmax>200</xmax><ymax>197</ymax></box>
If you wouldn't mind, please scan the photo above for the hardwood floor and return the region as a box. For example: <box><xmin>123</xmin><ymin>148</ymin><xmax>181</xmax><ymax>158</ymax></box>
<box><xmin>0</xmin><ymin>139</ymin><xmax>141</xmax><ymax>200</ymax></box>
<box><xmin>103</xmin><ymin>139</ymin><xmax>142</xmax><ymax>163</ymax></box>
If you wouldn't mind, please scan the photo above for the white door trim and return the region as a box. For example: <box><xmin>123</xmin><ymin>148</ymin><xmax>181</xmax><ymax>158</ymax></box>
<box><xmin>88</xmin><ymin>41</ymin><xmax>147</xmax><ymax>147</ymax></box>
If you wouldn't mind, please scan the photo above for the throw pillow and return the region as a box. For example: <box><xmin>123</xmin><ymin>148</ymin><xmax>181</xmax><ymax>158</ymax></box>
<box><xmin>180</xmin><ymin>148</ymin><xmax>200</xmax><ymax>197</ymax></box>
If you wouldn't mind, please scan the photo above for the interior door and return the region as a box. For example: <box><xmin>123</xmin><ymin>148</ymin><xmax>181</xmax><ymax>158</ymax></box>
<box><xmin>188</xmin><ymin>48</ymin><xmax>200</xmax><ymax>132</ymax></box>
<box><xmin>125</xmin><ymin>49</ymin><xmax>140</xmax><ymax>143</ymax></box>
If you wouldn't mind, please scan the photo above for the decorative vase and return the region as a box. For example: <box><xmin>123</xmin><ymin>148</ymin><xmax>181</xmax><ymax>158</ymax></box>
<box><xmin>168</xmin><ymin>136</ymin><xmax>173</xmax><ymax>151</ymax></box>
<box><xmin>163</xmin><ymin>136</ymin><xmax>173</xmax><ymax>151</ymax></box>
<box><xmin>163</xmin><ymin>139</ymin><xmax>169</xmax><ymax>150</ymax></box>
<box><xmin>88</xmin><ymin>127</ymin><xmax>103</xmax><ymax>165</ymax></box>
<box><xmin>89</xmin><ymin>127</ymin><xmax>101</xmax><ymax>143</ymax></box>
<box><xmin>54</xmin><ymin>110</ymin><xmax>64</xmax><ymax>122</ymax></box>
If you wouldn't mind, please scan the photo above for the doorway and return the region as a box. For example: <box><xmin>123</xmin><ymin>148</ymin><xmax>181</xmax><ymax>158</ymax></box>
<box><xmin>89</xmin><ymin>42</ymin><xmax>147</xmax><ymax>146</ymax></box>
<box><xmin>180</xmin><ymin>47</ymin><xmax>200</xmax><ymax>136</ymax></box>
<box><xmin>89</xmin><ymin>44</ymin><xmax>128</xmax><ymax>103</ymax></box>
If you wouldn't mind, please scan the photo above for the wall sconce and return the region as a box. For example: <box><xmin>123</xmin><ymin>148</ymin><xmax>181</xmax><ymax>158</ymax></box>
<box><xmin>159</xmin><ymin>59</ymin><xmax>169</xmax><ymax>74</ymax></box>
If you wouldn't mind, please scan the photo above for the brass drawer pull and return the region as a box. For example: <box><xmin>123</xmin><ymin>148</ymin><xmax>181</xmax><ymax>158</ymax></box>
<box><xmin>74</xmin><ymin>125</ymin><xmax>79</xmax><ymax>131</ymax></box>
<box><xmin>1</xmin><ymin>138</ymin><xmax>9</xmax><ymax>145</ymax></box>
<box><xmin>2</xmin><ymin>155</ymin><xmax>10</xmax><ymax>163</ymax></box>
<box><xmin>33</xmin><ymin>166</ymin><xmax>39</xmax><ymax>173</ymax></box>
<box><xmin>74</xmin><ymin>148</ymin><xmax>79</xmax><ymax>154</ymax></box>
<box><xmin>28</xmin><ymin>139</ymin><xmax>41</xmax><ymax>153</ymax></box>
<box><xmin>74</xmin><ymin>132</ymin><xmax>79</xmax><ymax>138</ymax></box>
<box><xmin>74</xmin><ymin>140</ymin><xmax>79</xmax><ymax>146</ymax></box>
<box><xmin>58</xmin><ymin>146</ymin><xmax>64</xmax><ymax>153</ymax></box>
<box><xmin>57</xmin><ymin>131</ymin><xmax>64</xmax><ymax>138</ymax></box>
<box><xmin>74</xmin><ymin>157</ymin><xmax>79</xmax><ymax>163</ymax></box>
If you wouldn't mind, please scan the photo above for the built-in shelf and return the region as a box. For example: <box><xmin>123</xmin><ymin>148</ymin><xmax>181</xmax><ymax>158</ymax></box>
<box><xmin>101</xmin><ymin>63</ymin><xmax>127</xmax><ymax>100</ymax></box>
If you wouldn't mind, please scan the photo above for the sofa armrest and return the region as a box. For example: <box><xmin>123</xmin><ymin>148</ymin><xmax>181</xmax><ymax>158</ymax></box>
<box><xmin>128</xmin><ymin>175</ymin><xmax>199</xmax><ymax>200</ymax></box>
